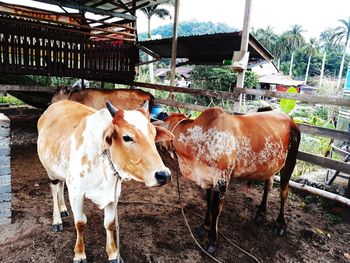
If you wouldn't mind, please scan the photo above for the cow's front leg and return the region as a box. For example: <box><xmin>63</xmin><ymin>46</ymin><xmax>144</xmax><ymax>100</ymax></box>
<box><xmin>69</xmin><ymin>191</ymin><xmax>87</xmax><ymax>263</ymax></box>
<box><xmin>104</xmin><ymin>202</ymin><xmax>124</xmax><ymax>263</ymax></box>
<box><xmin>198</xmin><ymin>188</ymin><xmax>213</xmax><ymax>238</ymax></box>
<box><xmin>207</xmin><ymin>181</ymin><xmax>227</xmax><ymax>254</ymax></box>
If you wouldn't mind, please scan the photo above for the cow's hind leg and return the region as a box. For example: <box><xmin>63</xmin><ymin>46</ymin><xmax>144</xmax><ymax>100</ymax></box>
<box><xmin>104</xmin><ymin>202</ymin><xmax>124</xmax><ymax>263</ymax></box>
<box><xmin>254</xmin><ymin>176</ymin><xmax>273</xmax><ymax>223</ymax></box>
<box><xmin>50</xmin><ymin>180</ymin><xmax>63</xmax><ymax>232</ymax></box>
<box><xmin>198</xmin><ymin>188</ymin><xmax>213</xmax><ymax>239</ymax></box>
<box><xmin>58</xmin><ymin>181</ymin><xmax>69</xmax><ymax>218</ymax></box>
<box><xmin>207</xmin><ymin>181</ymin><xmax>227</xmax><ymax>254</ymax></box>
<box><xmin>276</xmin><ymin>127</ymin><xmax>300</xmax><ymax>236</ymax></box>
<box><xmin>69</xmin><ymin>191</ymin><xmax>88</xmax><ymax>263</ymax></box>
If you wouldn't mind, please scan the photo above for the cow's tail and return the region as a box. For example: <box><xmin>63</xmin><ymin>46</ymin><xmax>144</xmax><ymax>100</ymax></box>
<box><xmin>280</xmin><ymin>122</ymin><xmax>301</xmax><ymax>189</ymax></box>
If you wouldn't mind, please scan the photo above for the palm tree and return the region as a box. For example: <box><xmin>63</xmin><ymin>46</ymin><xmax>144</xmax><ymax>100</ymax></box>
<box><xmin>319</xmin><ymin>29</ymin><xmax>334</xmax><ymax>85</ymax></box>
<box><xmin>141</xmin><ymin>1</ymin><xmax>173</xmax><ymax>39</ymax></box>
<box><xmin>302</xmin><ymin>38</ymin><xmax>319</xmax><ymax>83</ymax></box>
<box><xmin>273</xmin><ymin>34</ymin><xmax>288</xmax><ymax>70</ymax></box>
<box><xmin>285</xmin><ymin>25</ymin><xmax>305</xmax><ymax>76</ymax></box>
<box><xmin>141</xmin><ymin>1</ymin><xmax>173</xmax><ymax>83</ymax></box>
<box><xmin>333</xmin><ymin>17</ymin><xmax>350</xmax><ymax>90</ymax></box>
<box><xmin>254</xmin><ymin>26</ymin><xmax>277</xmax><ymax>52</ymax></box>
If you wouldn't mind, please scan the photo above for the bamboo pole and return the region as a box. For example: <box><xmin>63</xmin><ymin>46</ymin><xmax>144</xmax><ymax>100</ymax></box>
<box><xmin>169</xmin><ymin>0</ymin><xmax>180</xmax><ymax>91</ymax></box>
<box><xmin>234</xmin><ymin>0</ymin><xmax>252</xmax><ymax>113</ymax></box>
<box><xmin>274</xmin><ymin>177</ymin><xmax>350</xmax><ymax>207</ymax></box>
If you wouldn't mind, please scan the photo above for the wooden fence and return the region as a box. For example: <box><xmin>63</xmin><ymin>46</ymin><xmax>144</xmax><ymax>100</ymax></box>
<box><xmin>133</xmin><ymin>81</ymin><xmax>350</xmax><ymax>176</ymax></box>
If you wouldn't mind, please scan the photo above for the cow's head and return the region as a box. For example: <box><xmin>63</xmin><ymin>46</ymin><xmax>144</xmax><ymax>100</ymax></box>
<box><xmin>153</xmin><ymin>113</ymin><xmax>189</xmax><ymax>154</ymax></box>
<box><xmin>103</xmin><ymin>101</ymin><xmax>174</xmax><ymax>187</ymax></box>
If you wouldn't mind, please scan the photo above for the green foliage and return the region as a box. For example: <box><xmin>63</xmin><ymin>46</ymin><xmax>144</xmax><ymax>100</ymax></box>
<box><xmin>138</xmin><ymin>21</ymin><xmax>235</xmax><ymax>40</ymax></box>
<box><xmin>279</xmin><ymin>87</ymin><xmax>297</xmax><ymax>114</ymax></box>
<box><xmin>0</xmin><ymin>95</ymin><xmax>24</xmax><ymax>105</ymax></box>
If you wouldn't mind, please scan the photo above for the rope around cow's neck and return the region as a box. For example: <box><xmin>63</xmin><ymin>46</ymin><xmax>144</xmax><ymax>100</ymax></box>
<box><xmin>103</xmin><ymin>149</ymin><xmax>123</xmax><ymax>263</ymax></box>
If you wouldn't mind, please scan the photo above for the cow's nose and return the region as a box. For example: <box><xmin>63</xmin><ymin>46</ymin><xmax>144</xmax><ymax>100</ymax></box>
<box><xmin>155</xmin><ymin>170</ymin><xmax>171</xmax><ymax>185</ymax></box>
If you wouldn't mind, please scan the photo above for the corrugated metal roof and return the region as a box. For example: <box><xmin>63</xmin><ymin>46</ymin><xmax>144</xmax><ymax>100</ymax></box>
<box><xmin>140</xmin><ymin>32</ymin><xmax>274</xmax><ymax>66</ymax></box>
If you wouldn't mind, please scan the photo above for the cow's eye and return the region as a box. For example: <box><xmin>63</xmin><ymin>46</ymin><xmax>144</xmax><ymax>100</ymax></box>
<box><xmin>122</xmin><ymin>135</ymin><xmax>134</xmax><ymax>142</ymax></box>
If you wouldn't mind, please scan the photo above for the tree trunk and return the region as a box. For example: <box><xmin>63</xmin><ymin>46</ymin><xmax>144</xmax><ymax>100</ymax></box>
<box><xmin>289</xmin><ymin>51</ymin><xmax>294</xmax><ymax>77</ymax></box>
<box><xmin>336</xmin><ymin>41</ymin><xmax>349</xmax><ymax>90</ymax></box>
<box><xmin>147</xmin><ymin>17</ymin><xmax>155</xmax><ymax>83</ymax></box>
<box><xmin>319</xmin><ymin>52</ymin><xmax>326</xmax><ymax>86</ymax></box>
<box><xmin>277</xmin><ymin>58</ymin><xmax>280</xmax><ymax>70</ymax></box>
<box><xmin>304</xmin><ymin>56</ymin><xmax>311</xmax><ymax>84</ymax></box>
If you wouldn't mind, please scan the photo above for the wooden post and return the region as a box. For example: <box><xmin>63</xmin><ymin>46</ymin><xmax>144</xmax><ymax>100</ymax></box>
<box><xmin>233</xmin><ymin>0</ymin><xmax>252</xmax><ymax>113</ymax></box>
<box><xmin>169</xmin><ymin>0</ymin><xmax>180</xmax><ymax>92</ymax></box>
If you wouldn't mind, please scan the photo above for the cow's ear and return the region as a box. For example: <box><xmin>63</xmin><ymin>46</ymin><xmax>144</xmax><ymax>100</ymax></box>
<box><xmin>155</xmin><ymin>126</ymin><xmax>174</xmax><ymax>142</ymax></box>
<box><xmin>106</xmin><ymin>100</ymin><xmax>117</xmax><ymax>117</ymax></box>
<box><xmin>102</xmin><ymin>126</ymin><xmax>117</xmax><ymax>151</ymax></box>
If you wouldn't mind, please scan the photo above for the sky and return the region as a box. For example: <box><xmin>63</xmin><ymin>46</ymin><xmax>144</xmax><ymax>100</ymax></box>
<box><xmin>2</xmin><ymin>0</ymin><xmax>350</xmax><ymax>40</ymax></box>
<box><xmin>136</xmin><ymin>0</ymin><xmax>350</xmax><ymax>40</ymax></box>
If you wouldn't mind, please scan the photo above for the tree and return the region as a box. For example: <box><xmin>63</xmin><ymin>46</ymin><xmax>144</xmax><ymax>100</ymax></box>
<box><xmin>141</xmin><ymin>1</ymin><xmax>173</xmax><ymax>39</ymax></box>
<box><xmin>302</xmin><ymin>38</ymin><xmax>319</xmax><ymax>83</ymax></box>
<box><xmin>333</xmin><ymin>17</ymin><xmax>350</xmax><ymax>90</ymax></box>
<box><xmin>284</xmin><ymin>25</ymin><xmax>305</xmax><ymax>76</ymax></box>
<box><xmin>141</xmin><ymin>1</ymin><xmax>173</xmax><ymax>83</ymax></box>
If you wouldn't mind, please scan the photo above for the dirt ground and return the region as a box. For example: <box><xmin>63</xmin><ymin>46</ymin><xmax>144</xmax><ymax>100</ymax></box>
<box><xmin>0</xmin><ymin>145</ymin><xmax>350</xmax><ymax>263</ymax></box>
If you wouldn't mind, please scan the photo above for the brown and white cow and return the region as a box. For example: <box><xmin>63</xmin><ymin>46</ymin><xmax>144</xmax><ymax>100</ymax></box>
<box><xmin>51</xmin><ymin>87</ymin><xmax>154</xmax><ymax>112</ymax></box>
<box><xmin>156</xmin><ymin>107</ymin><xmax>300</xmax><ymax>253</ymax></box>
<box><xmin>37</xmin><ymin>99</ymin><xmax>174</xmax><ymax>263</ymax></box>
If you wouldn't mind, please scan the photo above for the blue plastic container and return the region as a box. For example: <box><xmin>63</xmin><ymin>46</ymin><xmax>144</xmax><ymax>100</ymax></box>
<box><xmin>151</xmin><ymin>104</ymin><xmax>163</xmax><ymax>118</ymax></box>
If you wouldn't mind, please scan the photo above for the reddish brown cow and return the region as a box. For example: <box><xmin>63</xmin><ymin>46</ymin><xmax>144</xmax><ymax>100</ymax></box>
<box><xmin>52</xmin><ymin>87</ymin><xmax>154</xmax><ymax>112</ymax></box>
<box><xmin>156</xmin><ymin>108</ymin><xmax>300</xmax><ymax>253</ymax></box>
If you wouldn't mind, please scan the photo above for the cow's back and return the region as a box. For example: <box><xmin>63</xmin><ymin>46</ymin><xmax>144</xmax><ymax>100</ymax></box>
<box><xmin>37</xmin><ymin>100</ymin><xmax>96</xmax><ymax>179</ymax></box>
<box><xmin>52</xmin><ymin>88</ymin><xmax>154</xmax><ymax>111</ymax></box>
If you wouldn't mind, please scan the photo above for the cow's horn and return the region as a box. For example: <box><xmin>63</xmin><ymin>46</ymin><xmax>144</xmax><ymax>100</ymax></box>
<box><xmin>106</xmin><ymin>101</ymin><xmax>117</xmax><ymax>117</ymax></box>
<box><xmin>142</xmin><ymin>100</ymin><xmax>149</xmax><ymax>111</ymax></box>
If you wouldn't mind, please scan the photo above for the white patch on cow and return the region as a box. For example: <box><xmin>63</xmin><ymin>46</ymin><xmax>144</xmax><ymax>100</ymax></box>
<box><xmin>179</xmin><ymin>126</ymin><xmax>236</xmax><ymax>163</ymax></box>
<box><xmin>123</xmin><ymin>110</ymin><xmax>149</xmax><ymax>136</ymax></box>
<box><xmin>177</xmin><ymin>125</ymin><xmax>236</xmax><ymax>188</ymax></box>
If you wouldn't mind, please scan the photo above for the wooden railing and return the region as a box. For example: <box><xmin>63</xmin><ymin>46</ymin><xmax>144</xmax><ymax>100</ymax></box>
<box><xmin>133</xmin><ymin>81</ymin><xmax>350</xmax><ymax>175</ymax></box>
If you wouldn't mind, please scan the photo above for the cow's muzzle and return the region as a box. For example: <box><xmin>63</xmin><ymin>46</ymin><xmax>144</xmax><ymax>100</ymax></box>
<box><xmin>155</xmin><ymin>170</ymin><xmax>171</xmax><ymax>186</ymax></box>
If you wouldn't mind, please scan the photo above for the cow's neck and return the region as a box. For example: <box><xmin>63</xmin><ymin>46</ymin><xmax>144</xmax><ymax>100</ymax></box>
<box><xmin>102</xmin><ymin>149</ymin><xmax>121</xmax><ymax>179</ymax></box>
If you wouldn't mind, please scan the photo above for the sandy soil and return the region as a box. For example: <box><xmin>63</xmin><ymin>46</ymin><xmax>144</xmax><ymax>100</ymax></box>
<box><xmin>0</xmin><ymin>145</ymin><xmax>349</xmax><ymax>263</ymax></box>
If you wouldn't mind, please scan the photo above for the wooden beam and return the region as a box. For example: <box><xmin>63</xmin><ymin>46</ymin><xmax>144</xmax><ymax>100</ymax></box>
<box><xmin>298</xmin><ymin>123</ymin><xmax>350</xmax><ymax>141</ymax></box>
<box><xmin>234</xmin><ymin>87</ymin><xmax>350</xmax><ymax>107</ymax></box>
<box><xmin>0</xmin><ymin>85</ymin><xmax>54</xmax><ymax>93</ymax></box>
<box><xmin>133</xmin><ymin>81</ymin><xmax>239</xmax><ymax>100</ymax></box>
<box><xmin>33</xmin><ymin>0</ymin><xmax>136</xmax><ymax>20</ymax></box>
<box><xmin>169</xmin><ymin>0</ymin><xmax>180</xmax><ymax>88</ymax></box>
<box><xmin>134</xmin><ymin>82</ymin><xmax>350</xmax><ymax>107</ymax></box>
<box><xmin>297</xmin><ymin>151</ymin><xmax>350</xmax><ymax>174</ymax></box>
<box><xmin>154</xmin><ymin>98</ymin><xmax>213</xmax><ymax>113</ymax></box>
<box><xmin>274</xmin><ymin>177</ymin><xmax>350</xmax><ymax>207</ymax></box>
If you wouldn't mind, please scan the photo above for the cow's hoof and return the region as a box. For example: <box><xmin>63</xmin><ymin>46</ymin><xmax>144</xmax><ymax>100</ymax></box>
<box><xmin>109</xmin><ymin>257</ymin><xmax>124</xmax><ymax>263</ymax></box>
<box><xmin>254</xmin><ymin>210</ymin><xmax>266</xmax><ymax>224</ymax></box>
<box><xmin>61</xmin><ymin>210</ymin><xmax>69</xmax><ymax>218</ymax></box>
<box><xmin>52</xmin><ymin>223</ymin><xmax>63</xmax><ymax>232</ymax></box>
<box><xmin>73</xmin><ymin>259</ymin><xmax>87</xmax><ymax>263</ymax></box>
<box><xmin>276</xmin><ymin>225</ymin><xmax>286</xmax><ymax>236</ymax></box>
<box><xmin>206</xmin><ymin>244</ymin><xmax>216</xmax><ymax>254</ymax></box>
<box><xmin>198</xmin><ymin>225</ymin><xmax>208</xmax><ymax>239</ymax></box>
